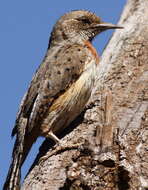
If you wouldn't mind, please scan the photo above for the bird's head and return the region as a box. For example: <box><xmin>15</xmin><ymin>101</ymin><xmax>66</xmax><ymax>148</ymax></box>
<box><xmin>49</xmin><ymin>10</ymin><xmax>123</xmax><ymax>46</ymax></box>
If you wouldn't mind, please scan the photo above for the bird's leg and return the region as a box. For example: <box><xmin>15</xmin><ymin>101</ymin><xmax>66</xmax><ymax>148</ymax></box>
<box><xmin>39</xmin><ymin>131</ymin><xmax>82</xmax><ymax>163</ymax></box>
<box><xmin>46</xmin><ymin>131</ymin><xmax>61</xmax><ymax>144</ymax></box>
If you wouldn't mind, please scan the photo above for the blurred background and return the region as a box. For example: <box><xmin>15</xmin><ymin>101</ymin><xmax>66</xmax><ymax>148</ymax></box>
<box><xmin>0</xmin><ymin>0</ymin><xmax>126</xmax><ymax>187</ymax></box>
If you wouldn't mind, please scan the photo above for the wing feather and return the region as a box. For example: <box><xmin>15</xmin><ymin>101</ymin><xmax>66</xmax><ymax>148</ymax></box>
<box><xmin>13</xmin><ymin>43</ymin><xmax>88</xmax><ymax>135</ymax></box>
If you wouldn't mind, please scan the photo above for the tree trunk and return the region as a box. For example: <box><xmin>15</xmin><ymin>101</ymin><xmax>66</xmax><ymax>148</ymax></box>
<box><xmin>22</xmin><ymin>0</ymin><xmax>148</xmax><ymax>189</ymax></box>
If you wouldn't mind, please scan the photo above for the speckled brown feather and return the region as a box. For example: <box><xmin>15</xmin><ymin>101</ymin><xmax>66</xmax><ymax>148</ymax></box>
<box><xmin>12</xmin><ymin>43</ymin><xmax>91</xmax><ymax>136</ymax></box>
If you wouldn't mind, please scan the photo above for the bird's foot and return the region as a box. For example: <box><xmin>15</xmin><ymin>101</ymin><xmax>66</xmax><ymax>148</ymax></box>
<box><xmin>39</xmin><ymin>140</ymin><xmax>82</xmax><ymax>163</ymax></box>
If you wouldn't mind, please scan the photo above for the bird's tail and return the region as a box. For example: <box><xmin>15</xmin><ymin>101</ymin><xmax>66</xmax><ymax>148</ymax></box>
<box><xmin>3</xmin><ymin>139</ymin><xmax>23</xmax><ymax>190</ymax></box>
<box><xmin>3</xmin><ymin>134</ymin><xmax>37</xmax><ymax>190</ymax></box>
<box><xmin>3</xmin><ymin>117</ymin><xmax>35</xmax><ymax>190</ymax></box>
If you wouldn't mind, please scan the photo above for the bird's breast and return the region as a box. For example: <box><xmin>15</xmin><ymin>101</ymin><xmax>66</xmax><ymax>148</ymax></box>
<box><xmin>84</xmin><ymin>41</ymin><xmax>99</xmax><ymax>65</ymax></box>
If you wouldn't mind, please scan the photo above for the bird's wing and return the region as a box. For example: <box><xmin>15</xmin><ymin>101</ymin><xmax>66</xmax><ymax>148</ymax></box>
<box><xmin>12</xmin><ymin>43</ymin><xmax>89</xmax><ymax>136</ymax></box>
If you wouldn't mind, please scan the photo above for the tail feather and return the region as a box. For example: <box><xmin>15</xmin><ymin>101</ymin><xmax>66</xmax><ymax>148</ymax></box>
<box><xmin>3</xmin><ymin>141</ymin><xmax>22</xmax><ymax>190</ymax></box>
<box><xmin>4</xmin><ymin>136</ymin><xmax>37</xmax><ymax>190</ymax></box>
<box><xmin>3</xmin><ymin>118</ymin><xmax>27</xmax><ymax>190</ymax></box>
<box><xmin>4</xmin><ymin>117</ymin><xmax>37</xmax><ymax>190</ymax></box>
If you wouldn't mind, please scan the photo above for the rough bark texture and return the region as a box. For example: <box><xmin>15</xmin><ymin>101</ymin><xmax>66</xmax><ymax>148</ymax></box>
<box><xmin>22</xmin><ymin>0</ymin><xmax>148</xmax><ymax>189</ymax></box>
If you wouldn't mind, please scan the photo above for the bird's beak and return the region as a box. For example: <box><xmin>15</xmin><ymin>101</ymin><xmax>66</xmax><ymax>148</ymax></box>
<box><xmin>93</xmin><ymin>22</ymin><xmax>124</xmax><ymax>30</ymax></box>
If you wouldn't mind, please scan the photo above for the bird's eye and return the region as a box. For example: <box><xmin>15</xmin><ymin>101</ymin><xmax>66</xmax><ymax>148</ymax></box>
<box><xmin>77</xmin><ymin>18</ymin><xmax>91</xmax><ymax>24</ymax></box>
<box><xmin>82</xmin><ymin>18</ymin><xmax>91</xmax><ymax>24</ymax></box>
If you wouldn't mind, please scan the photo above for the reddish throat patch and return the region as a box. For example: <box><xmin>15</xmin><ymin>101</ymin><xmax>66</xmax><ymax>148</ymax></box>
<box><xmin>84</xmin><ymin>41</ymin><xmax>99</xmax><ymax>64</ymax></box>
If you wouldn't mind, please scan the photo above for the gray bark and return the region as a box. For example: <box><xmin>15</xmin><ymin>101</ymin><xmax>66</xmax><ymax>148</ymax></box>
<box><xmin>22</xmin><ymin>0</ymin><xmax>148</xmax><ymax>189</ymax></box>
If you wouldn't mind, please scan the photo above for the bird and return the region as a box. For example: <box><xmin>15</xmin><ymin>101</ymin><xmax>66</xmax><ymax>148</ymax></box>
<box><xmin>3</xmin><ymin>10</ymin><xmax>123</xmax><ymax>190</ymax></box>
